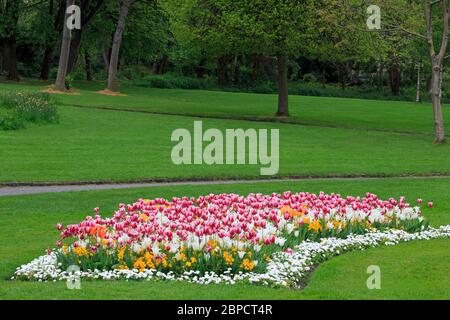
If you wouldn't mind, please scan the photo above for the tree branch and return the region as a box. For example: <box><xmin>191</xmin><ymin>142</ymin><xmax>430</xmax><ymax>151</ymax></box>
<box><xmin>82</xmin><ymin>0</ymin><xmax>107</xmax><ymax>27</ymax></box>
<box><xmin>425</xmin><ymin>0</ymin><xmax>436</xmax><ymax>56</ymax></box>
<box><xmin>438</xmin><ymin>0</ymin><xmax>449</xmax><ymax>59</ymax></box>
<box><xmin>384</xmin><ymin>24</ymin><xmax>428</xmax><ymax>40</ymax></box>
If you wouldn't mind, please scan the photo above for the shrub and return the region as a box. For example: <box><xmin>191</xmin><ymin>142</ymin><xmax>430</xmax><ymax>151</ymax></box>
<box><xmin>65</xmin><ymin>75</ymin><xmax>74</xmax><ymax>90</ymax></box>
<box><xmin>0</xmin><ymin>91</ymin><xmax>59</xmax><ymax>130</ymax></box>
<box><xmin>302</xmin><ymin>73</ymin><xmax>317</xmax><ymax>83</ymax></box>
<box><xmin>0</xmin><ymin>108</ymin><xmax>24</xmax><ymax>130</ymax></box>
<box><xmin>119</xmin><ymin>65</ymin><xmax>153</xmax><ymax>80</ymax></box>
<box><xmin>134</xmin><ymin>74</ymin><xmax>214</xmax><ymax>90</ymax></box>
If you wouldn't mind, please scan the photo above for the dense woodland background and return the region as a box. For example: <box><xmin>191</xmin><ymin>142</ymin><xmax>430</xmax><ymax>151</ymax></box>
<box><xmin>0</xmin><ymin>1</ymin><xmax>449</xmax><ymax>124</ymax></box>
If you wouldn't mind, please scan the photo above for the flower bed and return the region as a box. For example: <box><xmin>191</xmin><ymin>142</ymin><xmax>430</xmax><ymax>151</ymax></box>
<box><xmin>13</xmin><ymin>191</ymin><xmax>449</xmax><ymax>287</ymax></box>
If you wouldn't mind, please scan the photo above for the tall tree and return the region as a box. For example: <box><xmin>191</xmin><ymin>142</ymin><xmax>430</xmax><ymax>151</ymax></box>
<box><xmin>164</xmin><ymin>0</ymin><xmax>237</xmax><ymax>88</ymax></box>
<box><xmin>66</xmin><ymin>0</ymin><xmax>107</xmax><ymax>75</ymax></box>
<box><xmin>107</xmin><ymin>0</ymin><xmax>135</xmax><ymax>92</ymax></box>
<box><xmin>374</xmin><ymin>0</ymin><xmax>449</xmax><ymax>142</ymax></box>
<box><xmin>38</xmin><ymin>0</ymin><xmax>67</xmax><ymax>80</ymax></box>
<box><xmin>0</xmin><ymin>0</ymin><xmax>21</xmax><ymax>81</ymax></box>
<box><xmin>226</xmin><ymin>0</ymin><xmax>310</xmax><ymax>116</ymax></box>
<box><xmin>425</xmin><ymin>0</ymin><xmax>449</xmax><ymax>143</ymax></box>
<box><xmin>54</xmin><ymin>0</ymin><xmax>75</xmax><ymax>91</ymax></box>
<box><xmin>332</xmin><ymin>0</ymin><xmax>448</xmax><ymax>143</ymax></box>
<box><xmin>311</xmin><ymin>0</ymin><xmax>373</xmax><ymax>91</ymax></box>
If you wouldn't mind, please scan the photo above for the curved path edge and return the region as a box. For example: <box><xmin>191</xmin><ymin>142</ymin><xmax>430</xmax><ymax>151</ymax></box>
<box><xmin>2</xmin><ymin>174</ymin><xmax>450</xmax><ymax>197</ymax></box>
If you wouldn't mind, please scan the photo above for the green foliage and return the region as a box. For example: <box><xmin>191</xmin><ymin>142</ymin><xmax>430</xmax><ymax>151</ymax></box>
<box><xmin>119</xmin><ymin>65</ymin><xmax>153</xmax><ymax>80</ymax></box>
<box><xmin>0</xmin><ymin>91</ymin><xmax>59</xmax><ymax>130</ymax></box>
<box><xmin>134</xmin><ymin>73</ymin><xmax>214</xmax><ymax>89</ymax></box>
<box><xmin>302</xmin><ymin>74</ymin><xmax>318</xmax><ymax>83</ymax></box>
<box><xmin>65</xmin><ymin>76</ymin><xmax>74</xmax><ymax>90</ymax></box>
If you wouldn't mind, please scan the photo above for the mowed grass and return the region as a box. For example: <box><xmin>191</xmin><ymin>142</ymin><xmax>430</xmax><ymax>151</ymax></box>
<box><xmin>0</xmin><ymin>81</ymin><xmax>448</xmax><ymax>135</ymax></box>
<box><xmin>1</xmin><ymin>104</ymin><xmax>450</xmax><ymax>183</ymax></box>
<box><xmin>0</xmin><ymin>178</ymin><xmax>449</xmax><ymax>299</ymax></box>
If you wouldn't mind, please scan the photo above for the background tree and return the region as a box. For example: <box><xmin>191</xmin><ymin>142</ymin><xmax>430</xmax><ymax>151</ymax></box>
<box><xmin>165</xmin><ymin>0</ymin><xmax>239</xmax><ymax>88</ymax></box>
<box><xmin>54</xmin><ymin>0</ymin><xmax>75</xmax><ymax>91</ymax></box>
<box><xmin>107</xmin><ymin>0</ymin><xmax>135</xmax><ymax>92</ymax></box>
<box><xmin>225</xmin><ymin>0</ymin><xmax>310</xmax><ymax>116</ymax></box>
<box><xmin>35</xmin><ymin>0</ymin><xmax>66</xmax><ymax>80</ymax></box>
<box><xmin>0</xmin><ymin>0</ymin><xmax>21</xmax><ymax>81</ymax></box>
<box><xmin>66</xmin><ymin>0</ymin><xmax>107</xmax><ymax>75</ymax></box>
<box><xmin>425</xmin><ymin>0</ymin><xmax>449</xmax><ymax>143</ymax></box>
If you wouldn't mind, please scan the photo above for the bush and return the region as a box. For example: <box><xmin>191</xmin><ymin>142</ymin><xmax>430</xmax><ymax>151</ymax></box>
<box><xmin>302</xmin><ymin>73</ymin><xmax>317</xmax><ymax>83</ymax></box>
<box><xmin>119</xmin><ymin>65</ymin><xmax>153</xmax><ymax>80</ymax></box>
<box><xmin>0</xmin><ymin>91</ymin><xmax>59</xmax><ymax>130</ymax></box>
<box><xmin>0</xmin><ymin>109</ymin><xmax>24</xmax><ymax>130</ymax></box>
<box><xmin>134</xmin><ymin>74</ymin><xmax>214</xmax><ymax>90</ymax></box>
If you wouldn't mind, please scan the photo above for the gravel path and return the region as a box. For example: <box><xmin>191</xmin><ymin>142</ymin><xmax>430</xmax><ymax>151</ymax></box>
<box><xmin>0</xmin><ymin>179</ymin><xmax>297</xmax><ymax>196</ymax></box>
<box><xmin>1</xmin><ymin>175</ymin><xmax>449</xmax><ymax>197</ymax></box>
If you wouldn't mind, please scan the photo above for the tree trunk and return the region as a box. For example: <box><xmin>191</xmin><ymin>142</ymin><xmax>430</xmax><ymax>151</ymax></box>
<box><xmin>40</xmin><ymin>45</ymin><xmax>54</xmax><ymax>80</ymax></box>
<box><xmin>0</xmin><ymin>40</ymin><xmax>4</xmax><ymax>74</ymax></box>
<box><xmin>276</xmin><ymin>53</ymin><xmax>289</xmax><ymax>117</ymax></box>
<box><xmin>102</xmin><ymin>45</ymin><xmax>110</xmax><ymax>73</ymax></box>
<box><xmin>430</xmin><ymin>59</ymin><xmax>446</xmax><ymax>144</ymax></box>
<box><xmin>153</xmin><ymin>57</ymin><xmax>168</xmax><ymax>74</ymax></box>
<box><xmin>66</xmin><ymin>29</ymin><xmax>82</xmax><ymax>75</ymax></box>
<box><xmin>3</xmin><ymin>0</ymin><xmax>20</xmax><ymax>81</ymax></box>
<box><xmin>388</xmin><ymin>66</ymin><xmax>402</xmax><ymax>95</ymax></box>
<box><xmin>4</xmin><ymin>37</ymin><xmax>19</xmax><ymax>81</ymax></box>
<box><xmin>416</xmin><ymin>63</ymin><xmax>421</xmax><ymax>103</ymax></box>
<box><xmin>216</xmin><ymin>56</ymin><xmax>226</xmax><ymax>88</ymax></box>
<box><xmin>54</xmin><ymin>0</ymin><xmax>75</xmax><ymax>91</ymax></box>
<box><xmin>338</xmin><ymin>62</ymin><xmax>346</xmax><ymax>90</ymax></box>
<box><xmin>85</xmin><ymin>50</ymin><xmax>93</xmax><ymax>81</ymax></box>
<box><xmin>321</xmin><ymin>64</ymin><xmax>327</xmax><ymax>88</ymax></box>
<box><xmin>107</xmin><ymin>0</ymin><xmax>133</xmax><ymax>92</ymax></box>
<box><xmin>65</xmin><ymin>0</ymin><xmax>107</xmax><ymax>75</ymax></box>
<box><xmin>251</xmin><ymin>55</ymin><xmax>260</xmax><ymax>84</ymax></box>
<box><xmin>348</xmin><ymin>61</ymin><xmax>354</xmax><ymax>83</ymax></box>
<box><xmin>378</xmin><ymin>63</ymin><xmax>384</xmax><ymax>89</ymax></box>
<box><xmin>230</xmin><ymin>53</ymin><xmax>238</xmax><ymax>84</ymax></box>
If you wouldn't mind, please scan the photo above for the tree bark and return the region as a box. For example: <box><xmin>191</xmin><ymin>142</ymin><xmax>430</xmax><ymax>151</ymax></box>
<box><xmin>216</xmin><ymin>56</ymin><xmax>226</xmax><ymax>88</ymax></box>
<box><xmin>40</xmin><ymin>45</ymin><xmax>54</xmax><ymax>80</ymax></box>
<box><xmin>0</xmin><ymin>40</ymin><xmax>3</xmax><ymax>73</ymax></box>
<box><xmin>107</xmin><ymin>0</ymin><xmax>133</xmax><ymax>92</ymax></box>
<box><xmin>153</xmin><ymin>56</ymin><xmax>168</xmax><ymax>74</ymax></box>
<box><xmin>231</xmin><ymin>53</ymin><xmax>238</xmax><ymax>84</ymax></box>
<box><xmin>388</xmin><ymin>66</ymin><xmax>402</xmax><ymax>95</ymax></box>
<box><xmin>102</xmin><ymin>45</ymin><xmax>110</xmax><ymax>73</ymax></box>
<box><xmin>4</xmin><ymin>37</ymin><xmax>19</xmax><ymax>81</ymax></box>
<box><xmin>338</xmin><ymin>62</ymin><xmax>346</xmax><ymax>90</ymax></box>
<box><xmin>321</xmin><ymin>63</ymin><xmax>327</xmax><ymax>88</ymax></box>
<box><xmin>54</xmin><ymin>0</ymin><xmax>75</xmax><ymax>91</ymax></box>
<box><xmin>430</xmin><ymin>59</ymin><xmax>446</xmax><ymax>143</ymax></box>
<box><xmin>85</xmin><ymin>50</ymin><xmax>93</xmax><ymax>81</ymax></box>
<box><xmin>424</xmin><ymin>0</ymin><xmax>448</xmax><ymax>144</ymax></box>
<box><xmin>276</xmin><ymin>53</ymin><xmax>289</xmax><ymax>117</ymax></box>
<box><xmin>377</xmin><ymin>63</ymin><xmax>384</xmax><ymax>89</ymax></box>
<box><xmin>251</xmin><ymin>55</ymin><xmax>260</xmax><ymax>84</ymax></box>
<box><xmin>3</xmin><ymin>0</ymin><xmax>20</xmax><ymax>81</ymax></box>
<box><xmin>39</xmin><ymin>0</ymin><xmax>66</xmax><ymax>81</ymax></box>
<box><xmin>66</xmin><ymin>0</ymin><xmax>107</xmax><ymax>75</ymax></box>
<box><xmin>66</xmin><ymin>29</ymin><xmax>82</xmax><ymax>74</ymax></box>
<box><xmin>416</xmin><ymin>63</ymin><xmax>421</xmax><ymax>103</ymax></box>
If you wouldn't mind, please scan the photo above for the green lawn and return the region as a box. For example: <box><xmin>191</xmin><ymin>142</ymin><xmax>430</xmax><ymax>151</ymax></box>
<box><xmin>0</xmin><ymin>80</ymin><xmax>448</xmax><ymax>136</ymax></box>
<box><xmin>1</xmin><ymin>178</ymin><xmax>449</xmax><ymax>299</ymax></box>
<box><xmin>1</xmin><ymin>103</ymin><xmax>450</xmax><ymax>183</ymax></box>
